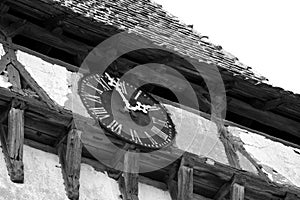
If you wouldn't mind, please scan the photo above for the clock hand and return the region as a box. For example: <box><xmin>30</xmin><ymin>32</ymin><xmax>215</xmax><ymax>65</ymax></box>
<box><xmin>105</xmin><ymin>73</ymin><xmax>152</xmax><ymax>114</ymax></box>
<box><xmin>105</xmin><ymin>73</ymin><xmax>135</xmax><ymax>111</ymax></box>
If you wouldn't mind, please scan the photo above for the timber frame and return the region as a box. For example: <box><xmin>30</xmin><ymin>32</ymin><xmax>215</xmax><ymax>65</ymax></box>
<box><xmin>0</xmin><ymin>1</ymin><xmax>300</xmax><ymax>200</ymax></box>
<box><xmin>0</xmin><ymin>40</ymin><xmax>299</xmax><ymax>199</ymax></box>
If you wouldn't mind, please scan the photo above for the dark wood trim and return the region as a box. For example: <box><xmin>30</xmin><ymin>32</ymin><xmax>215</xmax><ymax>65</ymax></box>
<box><xmin>0</xmin><ymin>99</ymin><xmax>25</xmax><ymax>183</ymax></box>
<box><xmin>5</xmin><ymin>47</ymin><xmax>60</xmax><ymax>111</ymax></box>
<box><xmin>213</xmin><ymin>174</ymin><xmax>245</xmax><ymax>200</ymax></box>
<box><xmin>7</xmin><ymin>106</ymin><xmax>24</xmax><ymax>183</ymax></box>
<box><xmin>58</xmin><ymin>129</ymin><xmax>83</xmax><ymax>200</ymax></box>
<box><xmin>230</xmin><ymin>183</ymin><xmax>244</xmax><ymax>200</ymax></box>
<box><xmin>178</xmin><ymin>156</ymin><xmax>194</xmax><ymax>200</ymax></box>
<box><xmin>228</xmin><ymin>98</ymin><xmax>300</xmax><ymax>139</ymax></box>
<box><xmin>2</xmin><ymin>14</ymin><xmax>92</xmax><ymax>55</ymax></box>
<box><xmin>219</xmin><ymin>127</ymin><xmax>241</xmax><ymax>169</ymax></box>
<box><xmin>7</xmin><ymin>63</ymin><xmax>21</xmax><ymax>89</ymax></box>
<box><xmin>110</xmin><ymin>143</ymin><xmax>131</xmax><ymax>169</ymax></box>
<box><xmin>0</xmin><ymin>53</ymin><xmax>10</xmax><ymax>74</ymax></box>
<box><xmin>166</xmin><ymin>162</ymin><xmax>179</xmax><ymax>200</ymax></box>
<box><xmin>120</xmin><ymin>149</ymin><xmax>140</xmax><ymax>200</ymax></box>
<box><xmin>284</xmin><ymin>192</ymin><xmax>299</xmax><ymax>200</ymax></box>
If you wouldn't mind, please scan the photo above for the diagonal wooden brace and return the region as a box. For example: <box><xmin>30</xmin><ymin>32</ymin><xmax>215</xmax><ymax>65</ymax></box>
<box><xmin>58</xmin><ymin>128</ymin><xmax>83</xmax><ymax>200</ymax></box>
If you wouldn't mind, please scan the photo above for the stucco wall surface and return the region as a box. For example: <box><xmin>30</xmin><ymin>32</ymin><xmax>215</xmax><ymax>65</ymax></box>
<box><xmin>0</xmin><ymin>145</ymin><xmax>171</xmax><ymax>200</ymax></box>
<box><xmin>228</xmin><ymin>126</ymin><xmax>300</xmax><ymax>187</ymax></box>
<box><xmin>0</xmin><ymin>43</ymin><xmax>12</xmax><ymax>89</ymax></box>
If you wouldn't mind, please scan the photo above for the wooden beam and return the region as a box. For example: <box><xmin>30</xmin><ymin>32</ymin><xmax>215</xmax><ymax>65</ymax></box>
<box><xmin>165</xmin><ymin>162</ymin><xmax>179</xmax><ymax>200</ymax></box>
<box><xmin>0</xmin><ymin>49</ymin><xmax>26</xmax><ymax>183</ymax></box>
<box><xmin>2</xmin><ymin>14</ymin><xmax>92</xmax><ymax>54</ymax></box>
<box><xmin>178</xmin><ymin>157</ymin><xmax>194</xmax><ymax>200</ymax></box>
<box><xmin>0</xmin><ymin>3</ymin><xmax>9</xmax><ymax>15</ymax></box>
<box><xmin>6</xmin><ymin>48</ymin><xmax>59</xmax><ymax>111</ymax></box>
<box><xmin>262</xmin><ymin>98</ymin><xmax>284</xmax><ymax>111</ymax></box>
<box><xmin>109</xmin><ymin>143</ymin><xmax>131</xmax><ymax>170</ymax></box>
<box><xmin>0</xmin><ymin>99</ymin><xmax>26</xmax><ymax>183</ymax></box>
<box><xmin>214</xmin><ymin>175</ymin><xmax>236</xmax><ymax>200</ymax></box>
<box><xmin>284</xmin><ymin>192</ymin><xmax>299</xmax><ymax>200</ymax></box>
<box><xmin>0</xmin><ymin>53</ymin><xmax>10</xmax><ymax>74</ymax></box>
<box><xmin>7</xmin><ymin>105</ymin><xmax>24</xmax><ymax>183</ymax></box>
<box><xmin>2</xmin><ymin>19</ymin><xmax>27</xmax><ymax>37</ymax></box>
<box><xmin>7</xmin><ymin>63</ymin><xmax>21</xmax><ymax>89</ymax></box>
<box><xmin>228</xmin><ymin>98</ymin><xmax>300</xmax><ymax>139</ymax></box>
<box><xmin>219</xmin><ymin>127</ymin><xmax>240</xmax><ymax>169</ymax></box>
<box><xmin>58</xmin><ymin>129</ymin><xmax>83</xmax><ymax>200</ymax></box>
<box><xmin>119</xmin><ymin>149</ymin><xmax>139</xmax><ymax>200</ymax></box>
<box><xmin>230</xmin><ymin>183</ymin><xmax>244</xmax><ymax>200</ymax></box>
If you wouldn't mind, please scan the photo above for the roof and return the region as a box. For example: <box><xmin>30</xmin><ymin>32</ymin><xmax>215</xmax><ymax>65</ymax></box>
<box><xmin>51</xmin><ymin>0</ymin><xmax>267</xmax><ymax>83</ymax></box>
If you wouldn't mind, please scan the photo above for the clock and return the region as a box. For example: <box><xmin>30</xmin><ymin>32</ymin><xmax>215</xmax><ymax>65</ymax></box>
<box><xmin>78</xmin><ymin>72</ymin><xmax>176</xmax><ymax>149</ymax></box>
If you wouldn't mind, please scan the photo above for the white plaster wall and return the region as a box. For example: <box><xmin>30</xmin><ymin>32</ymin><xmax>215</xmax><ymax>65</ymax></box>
<box><xmin>16</xmin><ymin>51</ymin><xmax>70</xmax><ymax>106</ymax></box>
<box><xmin>0</xmin><ymin>145</ymin><xmax>68</xmax><ymax>200</ymax></box>
<box><xmin>228</xmin><ymin>126</ymin><xmax>300</xmax><ymax>187</ymax></box>
<box><xmin>139</xmin><ymin>183</ymin><xmax>171</xmax><ymax>200</ymax></box>
<box><xmin>0</xmin><ymin>43</ymin><xmax>12</xmax><ymax>89</ymax></box>
<box><xmin>165</xmin><ymin>104</ymin><xmax>229</xmax><ymax>165</ymax></box>
<box><xmin>0</xmin><ymin>145</ymin><xmax>173</xmax><ymax>200</ymax></box>
<box><xmin>0</xmin><ymin>43</ymin><xmax>5</xmax><ymax>57</ymax></box>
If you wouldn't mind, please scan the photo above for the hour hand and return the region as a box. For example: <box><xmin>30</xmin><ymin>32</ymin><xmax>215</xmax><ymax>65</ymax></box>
<box><xmin>131</xmin><ymin>101</ymin><xmax>152</xmax><ymax>114</ymax></box>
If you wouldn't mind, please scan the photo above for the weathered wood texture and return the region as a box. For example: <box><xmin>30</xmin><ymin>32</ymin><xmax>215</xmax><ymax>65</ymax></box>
<box><xmin>0</xmin><ymin>51</ymin><xmax>25</xmax><ymax>183</ymax></box>
<box><xmin>7</xmin><ymin>107</ymin><xmax>24</xmax><ymax>183</ymax></box>
<box><xmin>178</xmin><ymin>157</ymin><xmax>194</xmax><ymax>200</ymax></box>
<box><xmin>166</xmin><ymin>162</ymin><xmax>179</xmax><ymax>200</ymax></box>
<box><xmin>58</xmin><ymin>129</ymin><xmax>82</xmax><ymax>200</ymax></box>
<box><xmin>120</xmin><ymin>150</ymin><xmax>139</xmax><ymax>200</ymax></box>
<box><xmin>0</xmin><ymin>103</ymin><xmax>25</xmax><ymax>184</ymax></box>
<box><xmin>7</xmin><ymin>63</ymin><xmax>21</xmax><ymax>88</ymax></box>
<box><xmin>230</xmin><ymin>183</ymin><xmax>244</xmax><ymax>200</ymax></box>
<box><xmin>219</xmin><ymin>127</ymin><xmax>240</xmax><ymax>169</ymax></box>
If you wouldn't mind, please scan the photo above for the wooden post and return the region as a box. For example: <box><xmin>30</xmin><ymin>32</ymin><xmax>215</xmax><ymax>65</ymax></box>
<box><xmin>214</xmin><ymin>174</ymin><xmax>245</xmax><ymax>200</ymax></box>
<box><xmin>119</xmin><ymin>149</ymin><xmax>139</xmax><ymax>200</ymax></box>
<box><xmin>58</xmin><ymin>129</ymin><xmax>82</xmax><ymax>200</ymax></box>
<box><xmin>166</xmin><ymin>162</ymin><xmax>179</xmax><ymax>200</ymax></box>
<box><xmin>230</xmin><ymin>183</ymin><xmax>244</xmax><ymax>200</ymax></box>
<box><xmin>0</xmin><ymin>99</ymin><xmax>25</xmax><ymax>183</ymax></box>
<box><xmin>7</xmin><ymin>105</ymin><xmax>24</xmax><ymax>183</ymax></box>
<box><xmin>177</xmin><ymin>157</ymin><xmax>193</xmax><ymax>200</ymax></box>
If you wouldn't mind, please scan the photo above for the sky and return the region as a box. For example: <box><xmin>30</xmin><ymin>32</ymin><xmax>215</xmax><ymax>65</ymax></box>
<box><xmin>154</xmin><ymin>0</ymin><xmax>300</xmax><ymax>94</ymax></box>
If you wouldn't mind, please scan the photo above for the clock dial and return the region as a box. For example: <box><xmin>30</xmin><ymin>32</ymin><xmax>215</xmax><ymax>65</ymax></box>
<box><xmin>78</xmin><ymin>73</ymin><xmax>176</xmax><ymax>149</ymax></box>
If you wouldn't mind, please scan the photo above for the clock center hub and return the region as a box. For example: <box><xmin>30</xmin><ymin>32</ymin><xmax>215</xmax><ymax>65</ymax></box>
<box><xmin>129</xmin><ymin>111</ymin><xmax>151</xmax><ymax>126</ymax></box>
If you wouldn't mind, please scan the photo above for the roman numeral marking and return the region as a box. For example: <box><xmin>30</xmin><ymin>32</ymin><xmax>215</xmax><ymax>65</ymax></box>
<box><xmin>134</xmin><ymin>90</ymin><xmax>142</xmax><ymax>100</ymax></box>
<box><xmin>82</xmin><ymin>92</ymin><xmax>102</xmax><ymax>104</ymax></box>
<box><xmin>130</xmin><ymin>129</ymin><xmax>142</xmax><ymax>144</ymax></box>
<box><xmin>119</xmin><ymin>81</ymin><xmax>128</xmax><ymax>95</ymax></box>
<box><xmin>107</xmin><ymin>120</ymin><xmax>122</xmax><ymax>135</ymax></box>
<box><xmin>88</xmin><ymin>107</ymin><xmax>110</xmax><ymax>121</ymax></box>
<box><xmin>86</xmin><ymin>83</ymin><xmax>103</xmax><ymax>95</ymax></box>
<box><xmin>149</xmin><ymin>104</ymin><xmax>161</xmax><ymax>111</ymax></box>
<box><xmin>144</xmin><ymin>131</ymin><xmax>158</xmax><ymax>145</ymax></box>
<box><xmin>94</xmin><ymin>75</ymin><xmax>111</xmax><ymax>91</ymax></box>
<box><xmin>151</xmin><ymin>126</ymin><xmax>168</xmax><ymax>140</ymax></box>
<box><xmin>152</xmin><ymin>117</ymin><xmax>167</xmax><ymax>127</ymax></box>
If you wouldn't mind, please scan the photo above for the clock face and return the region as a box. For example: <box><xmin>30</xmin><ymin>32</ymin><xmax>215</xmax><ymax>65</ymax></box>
<box><xmin>78</xmin><ymin>72</ymin><xmax>176</xmax><ymax>149</ymax></box>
